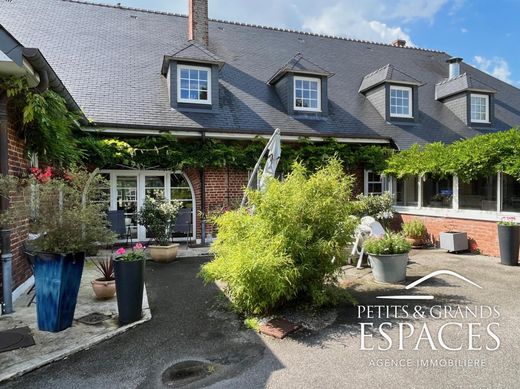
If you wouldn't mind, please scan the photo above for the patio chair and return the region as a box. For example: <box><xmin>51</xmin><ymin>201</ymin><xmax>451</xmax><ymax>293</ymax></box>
<box><xmin>107</xmin><ymin>210</ymin><xmax>133</xmax><ymax>245</ymax></box>
<box><xmin>172</xmin><ymin>208</ymin><xmax>192</xmax><ymax>247</ymax></box>
<box><xmin>351</xmin><ymin>216</ymin><xmax>385</xmax><ymax>269</ymax></box>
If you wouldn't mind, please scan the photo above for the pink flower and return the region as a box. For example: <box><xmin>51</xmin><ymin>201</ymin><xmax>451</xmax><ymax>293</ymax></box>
<box><xmin>133</xmin><ymin>243</ymin><xmax>144</xmax><ymax>250</ymax></box>
<box><xmin>116</xmin><ymin>247</ymin><xmax>126</xmax><ymax>255</ymax></box>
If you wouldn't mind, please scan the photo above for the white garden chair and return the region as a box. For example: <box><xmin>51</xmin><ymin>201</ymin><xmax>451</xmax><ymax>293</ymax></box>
<box><xmin>351</xmin><ymin>216</ymin><xmax>385</xmax><ymax>269</ymax></box>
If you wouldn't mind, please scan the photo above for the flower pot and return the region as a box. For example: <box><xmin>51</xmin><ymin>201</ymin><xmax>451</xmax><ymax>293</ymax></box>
<box><xmin>498</xmin><ymin>224</ymin><xmax>520</xmax><ymax>266</ymax></box>
<box><xmin>114</xmin><ymin>258</ymin><xmax>145</xmax><ymax>325</ymax></box>
<box><xmin>34</xmin><ymin>252</ymin><xmax>85</xmax><ymax>332</ymax></box>
<box><xmin>91</xmin><ymin>278</ymin><xmax>116</xmax><ymax>299</ymax></box>
<box><xmin>405</xmin><ymin>237</ymin><xmax>424</xmax><ymax>248</ymax></box>
<box><xmin>368</xmin><ymin>253</ymin><xmax>409</xmax><ymax>284</ymax></box>
<box><xmin>149</xmin><ymin>243</ymin><xmax>179</xmax><ymax>263</ymax></box>
<box><xmin>439</xmin><ymin>231</ymin><xmax>468</xmax><ymax>252</ymax></box>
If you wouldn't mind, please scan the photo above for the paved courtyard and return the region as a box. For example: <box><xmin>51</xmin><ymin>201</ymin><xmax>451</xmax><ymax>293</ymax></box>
<box><xmin>3</xmin><ymin>249</ymin><xmax>520</xmax><ymax>389</ymax></box>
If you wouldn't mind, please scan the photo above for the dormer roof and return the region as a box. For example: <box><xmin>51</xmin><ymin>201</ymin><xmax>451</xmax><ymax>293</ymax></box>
<box><xmin>435</xmin><ymin>73</ymin><xmax>497</xmax><ymax>100</ymax></box>
<box><xmin>161</xmin><ymin>41</ymin><xmax>224</xmax><ymax>75</ymax></box>
<box><xmin>267</xmin><ymin>53</ymin><xmax>334</xmax><ymax>85</ymax></box>
<box><xmin>359</xmin><ymin>64</ymin><xmax>422</xmax><ymax>93</ymax></box>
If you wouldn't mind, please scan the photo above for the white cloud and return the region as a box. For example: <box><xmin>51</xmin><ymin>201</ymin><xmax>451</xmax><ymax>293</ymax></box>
<box><xmin>461</xmin><ymin>27</ymin><xmax>468</xmax><ymax>33</ymax></box>
<box><xmin>473</xmin><ymin>55</ymin><xmax>513</xmax><ymax>83</ymax></box>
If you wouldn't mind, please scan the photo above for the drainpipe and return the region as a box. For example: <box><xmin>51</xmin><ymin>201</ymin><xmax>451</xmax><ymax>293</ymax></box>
<box><xmin>200</xmin><ymin>132</ymin><xmax>206</xmax><ymax>245</ymax></box>
<box><xmin>0</xmin><ymin>91</ymin><xmax>13</xmax><ymax>314</ymax></box>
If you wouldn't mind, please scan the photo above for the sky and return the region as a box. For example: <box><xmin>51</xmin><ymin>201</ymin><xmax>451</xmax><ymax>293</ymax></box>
<box><xmin>107</xmin><ymin>0</ymin><xmax>520</xmax><ymax>86</ymax></box>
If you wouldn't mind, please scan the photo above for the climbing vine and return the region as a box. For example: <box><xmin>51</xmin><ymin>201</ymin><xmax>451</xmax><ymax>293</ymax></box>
<box><xmin>384</xmin><ymin>128</ymin><xmax>520</xmax><ymax>181</ymax></box>
<box><xmin>78</xmin><ymin>134</ymin><xmax>393</xmax><ymax>173</ymax></box>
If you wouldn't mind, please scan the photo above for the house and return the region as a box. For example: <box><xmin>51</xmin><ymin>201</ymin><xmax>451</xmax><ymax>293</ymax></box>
<box><xmin>0</xmin><ymin>0</ymin><xmax>520</xmax><ymax>299</ymax></box>
<box><xmin>0</xmin><ymin>24</ymin><xmax>82</xmax><ymax>312</ymax></box>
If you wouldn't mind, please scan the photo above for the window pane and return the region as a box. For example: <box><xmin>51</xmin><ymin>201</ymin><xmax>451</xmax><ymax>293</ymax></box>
<box><xmin>390</xmin><ymin>87</ymin><xmax>412</xmax><ymax>117</ymax></box>
<box><xmin>179</xmin><ymin>67</ymin><xmax>210</xmax><ymax>102</ymax></box>
<box><xmin>180</xmin><ymin>69</ymin><xmax>189</xmax><ymax>78</ymax></box>
<box><xmin>503</xmin><ymin>174</ymin><xmax>520</xmax><ymax>212</ymax></box>
<box><xmin>294</xmin><ymin>78</ymin><xmax>320</xmax><ymax>110</ymax></box>
<box><xmin>422</xmin><ymin>175</ymin><xmax>453</xmax><ymax>208</ymax></box>
<box><xmin>459</xmin><ymin>175</ymin><xmax>497</xmax><ymax>210</ymax></box>
<box><xmin>199</xmin><ymin>71</ymin><xmax>208</xmax><ymax>81</ymax></box>
<box><xmin>395</xmin><ymin>176</ymin><xmax>418</xmax><ymax>206</ymax></box>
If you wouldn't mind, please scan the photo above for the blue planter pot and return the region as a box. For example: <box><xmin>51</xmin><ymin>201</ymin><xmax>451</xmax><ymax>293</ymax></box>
<box><xmin>34</xmin><ymin>252</ymin><xmax>85</xmax><ymax>332</ymax></box>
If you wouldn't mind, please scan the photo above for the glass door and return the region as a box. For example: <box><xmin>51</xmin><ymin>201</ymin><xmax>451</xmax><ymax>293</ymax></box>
<box><xmin>116</xmin><ymin>175</ymin><xmax>139</xmax><ymax>240</ymax></box>
<box><xmin>139</xmin><ymin>173</ymin><xmax>168</xmax><ymax>240</ymax></box>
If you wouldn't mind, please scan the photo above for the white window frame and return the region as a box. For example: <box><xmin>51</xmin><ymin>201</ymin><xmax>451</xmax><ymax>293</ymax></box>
<box><xmin>389</xmin><ymin>85</ymin><xmax>413</xmax><ymax>118</ymax></box>
<box><xmin>177</xmin><ymin>64</ymin><xmax>212</xmax><ymax>105</ymax></box>
<box><xmin>470</xmin><ymin>93</ymin><xmax>489</xmax><ymax>123</ymax></box>
<box><xmin>293</xmin><ymin>76</ymin><xmax>321</xmax><ymax>112</ymax></box>
<box><xmin>364</xmin><ymin>170</ymin><xmax>385</xmax><ymax>195</ymax></box>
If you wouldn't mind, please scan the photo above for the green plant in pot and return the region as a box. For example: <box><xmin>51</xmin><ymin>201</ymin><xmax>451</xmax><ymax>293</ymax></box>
<box><xmin>137</xmin><ymin>196</ymin><xmax>182</xmax><ymax>263</ymax></box>
<box><xmin>113</xmin><ymin>243</ymin><xmax>146</xmax><ymax>325</ymax></box>
<box><xmin>91</xmin><ymin>258</ymin><xmax>116</xmax><ymax>300</ymax></box>
<box><xmin>0</xmin><ymin>169</ymin><xmax>115</xmax><ymax>332</ymax></box>
<box><xmin>402</xmin><ymin>219</ymin><xmax>427</xmax><ymax>247</ymax></box>
<box><xmin>497</xmin><ymin>217</ymin><xmax>519</xmax><ymax>266</ymax></box>
<box><xmin>363</xmin><ymin>232</ymin><xmax>412</xmax><ymax>283</ymax></box>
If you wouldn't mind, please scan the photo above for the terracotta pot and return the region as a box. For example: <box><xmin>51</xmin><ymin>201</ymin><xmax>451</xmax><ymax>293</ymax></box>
<box><xmin>149</xmin><ymin>243</ymin><xmax>180</xmax><ymax>263</ymax></box>
<box><xmin>405</xmin><ymin>236</ymin><xmax>424</xmax><ymax>247</ymax></box>
<box><xmin>91</xmin><ymin>278</ymin><xmax>116</xmax><ymax>299</ymax></box>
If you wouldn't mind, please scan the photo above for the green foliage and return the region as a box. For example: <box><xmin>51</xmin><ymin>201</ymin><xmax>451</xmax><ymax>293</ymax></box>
<box><xmin>363</xmin><ymin>232</ymin><xmax>412</xmax><ymax>255</ymax></box>
<box><xmin>78</xmin><ymin>135</ymin><xmax>393</xmax><ymax>173</ymax></box>
<box><xmin>402</xmin><ymin>219</ymin><xmax>427</xmax><ymax>238</ymax></box>
<box><xmin>137</xmin><ymin>197</ymin><xmax>182</xmax><ymax>246</ymax></box>
<box><xmin>244</xmin><ymin>317</ymin><xmax>261</xmax><ymax>331</ymax></box>
<box><xmin>351</xmin><ymin>192</ymin><xmax>394</xmax><ymax>224</ymax></box>
<box><xmin>385</xmin><ymin>128</ymin><xmax>520</xmax><ymax>182</ymax></box>
<box><xmin>200</xmin><ymin>159</ymin><xmax>358</xmax><ymax>315</ymax></box>
<box><xmin>2</xmin><ymin>77</ymin><xmax>82</xmax><ymax>167</ymax></box>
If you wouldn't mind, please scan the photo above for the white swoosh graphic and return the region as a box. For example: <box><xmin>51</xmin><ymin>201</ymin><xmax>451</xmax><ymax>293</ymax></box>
<box><xmin>405</xmin><ymin>270</ymin><xmax>483</xmax><ymax>290</ymax></box>
<box><xmin>376</xmin><ymin>295</ymin><xmax>434</xmax><ymax>300</ymax></box>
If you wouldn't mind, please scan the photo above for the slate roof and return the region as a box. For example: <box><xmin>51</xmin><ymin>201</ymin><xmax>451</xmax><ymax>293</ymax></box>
<box><xmin>161</xmin><ymin>41</ymin><xmax>224</xmax><ymax>75</ymax></box>
<box><xmin>359</xmin><ymin>64</ymin><xmax>422</xmax><ymax>93</ymax></box>
<box><xmin>1</xmin><ymin>0</ymin><xmax>520</xmax><ymax>149</ymax></box>
<box><xmin>267</xmin><ymin>53</ymin><xmax>334</xmax><ymax>85</ymax></box>
<box><xmin>435</xmin><ymin>73</ymin><xmax>497</xmax><ymax>100</ymax></box>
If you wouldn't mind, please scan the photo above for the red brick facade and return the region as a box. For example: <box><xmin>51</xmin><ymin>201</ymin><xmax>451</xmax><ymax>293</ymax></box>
<box><xmin>0</xmin><ymin>103</ymin><xmax>31</xmax><ymax>300</ymax></box>
<box><xmin>396</xmin><ymin>213</ymin><xmax>500</xmax><ymax>256</ymax></box>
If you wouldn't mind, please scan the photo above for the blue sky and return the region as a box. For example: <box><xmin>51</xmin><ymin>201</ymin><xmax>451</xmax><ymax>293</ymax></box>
<box><xmin>108</xmin><ymin>0</ymin><xmax>519</xmax><ymax>86</ymax></box>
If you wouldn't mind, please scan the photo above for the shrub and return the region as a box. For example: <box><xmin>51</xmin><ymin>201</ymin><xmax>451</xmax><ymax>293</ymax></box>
<box><xmin>363</xmin><ymin>232</ymin><xmax>412</xmax><ymax>255</ymax></box>
<box><xmin>402</xmin><ymin>219</ymin><xmax>427</xmax><ymax>238</ymax></box>
<box><xmin>137</xmin><ymin>197</ymin><xmax>182</xmax><ymax>246</ymax></box>
<box><xmin>200</xmin><ymin>159</ymin><xmax>358</xmax><ymax>315</ymax></box>
<box><xmin>352</xmin><ymin>192</ymin><xmax>394</xmax><ymax>225</ymax></box>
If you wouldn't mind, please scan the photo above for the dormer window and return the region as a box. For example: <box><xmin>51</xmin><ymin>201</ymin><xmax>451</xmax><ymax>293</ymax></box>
<box><xmin>177</xmin><ymin>64</ymin><xmax>211</xmax><ymax>104</ymax></box>
<box><xmin>389</xmin><ymin>85</ymin><xmax>412</xmax><ymax>118</ymax></box>
<box><xmin>294</xmin><ymin>76</ymin><xmax>321</xmax><ymax>112</ymax></box>
<box><xmin>470</xmin><ymin>93</ymin><xmax>489</xmax><ymax>123</ymax></box>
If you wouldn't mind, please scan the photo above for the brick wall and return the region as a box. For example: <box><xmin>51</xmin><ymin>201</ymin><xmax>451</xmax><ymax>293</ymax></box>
<box><xmin>0</xmin><ymin>103</ymin><xmax>31</xmax><ymax>300</ymax></box>
<box><xmin>395</xmin><ymin>213</ymin><xmax>500</xmax><ymax>256</ymax></box>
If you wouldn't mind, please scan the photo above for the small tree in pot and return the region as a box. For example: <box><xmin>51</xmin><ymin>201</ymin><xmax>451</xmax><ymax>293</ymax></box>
<box><xmin>497</xmin><ymin>217</ymin><xmax>519</xmax><ymax>266</ymax></box>
<box><xmin>402</xmin><ymin>219</ymin><xmax>427</xmax><ymax>248</ymax></box>
<box><xmin>363</xmin><ymin>232</ymin><xmax>412</xmax><ymax>283</ymax></box>
<box><xmin>137</xmin><ymin>197</ymin><xmax>182</xmax><ymax>262</ymax></box>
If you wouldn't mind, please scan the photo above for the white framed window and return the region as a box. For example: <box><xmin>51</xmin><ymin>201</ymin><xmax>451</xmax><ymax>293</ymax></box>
<box><xmin>389</xmin><ymin>85</ymin><xmax>413</xmax><ymax>118</ymax></box>
<box><xmin>294</xmin><ymin>76</ymin><xmax>321</xmax><ymax>112</ymax></box>
<box><xmin>177</xmin><ymin>64</ymin><xmax>211</xmax><ymax>104</ymax></box>
<box><xmin>364</xmin><ymin>170</ymin><xmax>384</xmax><ymax>195</ymax></box>
<box><xmin>470</xmin><ymin>93</ymin><xmax>489</xmax><ymax>123</ymax></box>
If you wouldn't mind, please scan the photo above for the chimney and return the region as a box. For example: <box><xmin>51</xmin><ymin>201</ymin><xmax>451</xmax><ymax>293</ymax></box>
<box><xmin>447</xmin><ymin>57</ymin><xmax>463</xmax><ymax>79</ymax></box>
<box><xmin>392</xmin><ymin>39</ymin><xmax>406</xmax><ymax>48</ymax></box>
<box><xmin>188</xmin><ymin>0</ymin><xmax>209</xmax><ymax>47</ymax></box>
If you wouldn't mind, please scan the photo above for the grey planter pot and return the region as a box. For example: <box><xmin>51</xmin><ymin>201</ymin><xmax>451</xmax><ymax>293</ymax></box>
<box><xmin>439</xmin><ymin>231</ymin><xmax>468</xmax><ymax>252</ymax></box>
<box><xmin>368</xmin><ymin>253</ymin><xmax>409</xmax><ymax>284</ymax></box>
<box><xmin>498</xmin><ymin>225</ymin><xmax>520</xmax><ymax>266</ymax></box>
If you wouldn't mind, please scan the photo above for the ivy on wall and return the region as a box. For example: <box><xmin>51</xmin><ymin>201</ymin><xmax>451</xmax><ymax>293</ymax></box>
<box><xmin>385</xmin><ymin>128</ymin><xmax>520</xmax><ymax>181</ymax></box>
<box><xmin>78</xmin><ymin>134</ymin><xmax>393</xmax><ymax>173</ymax></box>
<box><xmin>1</xmin><ymin>77</ymin><xmax>82</xmax><ymax>167</ymax></box>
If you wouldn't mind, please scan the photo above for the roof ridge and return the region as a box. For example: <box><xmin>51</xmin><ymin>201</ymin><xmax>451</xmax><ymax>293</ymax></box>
<box><xmin>436</xmin><ymin>72</ymin><xmax>466</xmax><ymax>86</ymax></box>
<box><xmin>362</xmin><ymin>64</ymin><xmax>391</xmax><ymax>79</ymax></box>
<box><xmin>59</xmin><ymin>0</ymin><xmax>446</xmax><ymax>54</ymax></box>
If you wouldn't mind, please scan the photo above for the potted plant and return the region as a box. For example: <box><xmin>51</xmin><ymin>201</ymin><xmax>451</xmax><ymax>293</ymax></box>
<box><xmin>497</xmin><ymin>217</ymin><xmax>519</xmax><ymax>266</ymax></box>
<box><xmin>113</xmin><ymin>243</ymin><xmax>146</xmax><ymax>325</ymax></box>
<box><xmin>91</xmin><ymin>258</ymin><xmax>116</xmax><ymax>299</ymax></box>
<box><xmin>363</xmin><ymin>232</ymin><xmax>412</xmax><ymax>283</ymax></box>
<box><xmin>0</xmin><ymin>169</ymin><xmax>115</xmax><ymax>332</ymax></box>
<box><xmin>402</xmin><ymin>219</ymin><xmax>427</xmax><ymax>247</ymax></box>
<box><xmin>137</xmin><ymin>197</ymin><xmax>182</xmax><ymax>262</ymax></box>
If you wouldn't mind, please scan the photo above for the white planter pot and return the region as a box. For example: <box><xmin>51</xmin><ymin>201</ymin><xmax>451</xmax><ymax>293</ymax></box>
<box><xmin>149</xmin><ymin>243</ymin><xmax>180</xmax><ymax>263</ymax></box>
<box><xmin>368</xmin><ymin>253</ymin><xmax>409</xmax><ymax>284</ymax></box>
<box><xmin>439</xmin><ymin>231</ymin><xmax>468</xmax><ymax>252</ymax></box>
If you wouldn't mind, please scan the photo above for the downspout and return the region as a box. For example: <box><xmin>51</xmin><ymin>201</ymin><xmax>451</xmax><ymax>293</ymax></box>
<box><xmin>200</xmin><ymin>132</ymin><xmax>206</xmax><ymax>245</ymax></box>
<box><xmin>0</xmin><ymin>90</ymin><xmax>13</xmax><ymax>314</ymax></box>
